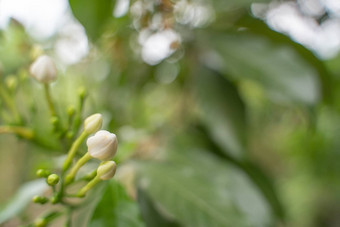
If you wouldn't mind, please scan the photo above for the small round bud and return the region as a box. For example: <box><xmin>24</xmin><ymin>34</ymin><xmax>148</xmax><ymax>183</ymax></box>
<box><xmin>97</xmin><ymin>161</ymin><xmax>117</xmax><ymax>180</ymax></box>
<box><xmin>34</xmin><ymin>218</ymin><xmax>47</xmax><ymax>227</ymax></box>
<box><xmin>67</xmin><ymin>106</ymin><xmax>76</xmax><ymax>117</ymax></box>
<box><xmin>36</xmin><ymin>169</ymin><xmax>51</xmax><ymax>178</ymax></box>
<box><xmin>50</xmin><ymin>195</ymin><xmax>59</xmax><ymax>204</ymax></box>
<box><xmin>46</xmin><ymin>174</ymin><xmax>59</xmax><ymax>186</ymax></box>
<box><xmin>32</xmin><ymin>195</ymin><xmax>48</xmax><ymax>204</ymax></box>
<box><xmin>84</xmin><ymin>113</ymin><xmax>103</xmax><ymax>134</ymax></box>
<box><xmin>29</xmin><ymin>55</ymin><xmax>57</xmax><ymax>83</ymax></box>
<box><xmin>50</xmin><ymin>116</ymin><xmax>59</xmax><ymax>128</ymax></box>
<box><xmin>78</xmin><ymin>86</ymin><xmax>87</xmax><ymax>99</ymax></box>
<box><xmin>5</xmin><ymin>75</ymin><xmax>18</xmax><ymax>91</ymax></box>
<box><xmin>66</xmin><ymin>131</ymin><xmax>74</xmax><ymax>139</ymax></box>
<box><xmin>87</xmin><ymin>130</ymin><xmax>118</xmax><ymax>160</ymax></box>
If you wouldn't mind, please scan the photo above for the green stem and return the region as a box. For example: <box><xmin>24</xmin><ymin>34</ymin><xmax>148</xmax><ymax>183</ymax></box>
<box><xmin>65</xmin><ymin>152</ymin><xmax>92</xmax><ymax>185</ymax></box>
<box><xmin>0</xmin><ymin>83</ymin><xmax>21</xmax><ymax>122</ymax></box>
<box><xmin>0</xmin><ymin>125</ymin><xmax>34</xmax><ymax>139</ymax></box>
<box><xmin>44</xmin><ymin>83</ymin><xmax>56</xmax><ymax>116</ymax></box>
<box><xmin>44</xmin><ymin>211</ymin><xmax>63</xmax><ymax>222</ymax></box>
<box><xmin>76</xmin><ymin>176</ymin><xmax>101</xmax><ymax>197</ymax></box>
<box><xmin>65</xmin><ymin>207</ymin><xmax>72</xmax><ymax>227</ymax></box>
<box><xmin>63</xmin><ymin>131</ymin><xmax>89</xmax><ymax>172</ymax></box>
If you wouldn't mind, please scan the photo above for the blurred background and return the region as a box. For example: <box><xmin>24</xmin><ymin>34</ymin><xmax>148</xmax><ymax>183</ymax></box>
<box><xmin>0</xmin><ymin>0</ymin><xmax>340</xmax><ymax>226</ymax></box>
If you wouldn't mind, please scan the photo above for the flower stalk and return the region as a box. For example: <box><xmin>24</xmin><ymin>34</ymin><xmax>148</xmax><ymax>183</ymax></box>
<box><xmin>64</xmin><ymin>152</ymin><xmax>92</xmax><ymax>185</ymax></box>
<box><xmin>62</xmin><ymin>131</ymin><xmax>89</xmax><ymax>172</ymax></box>
<box><xmin>0</xmin><ymin>125</ymin><xmax>34</xmax><ymax>139</ymax></box>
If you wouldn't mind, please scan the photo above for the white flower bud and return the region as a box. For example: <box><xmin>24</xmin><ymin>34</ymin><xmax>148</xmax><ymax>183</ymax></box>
<box><xmin>87</xmin><ymin>130</ymin><xmax>118</xmax><ymax>160</ymax></box>
<box><xmin>97</xmin><ymin>161</ymin><xmax>117</xmax><ymax>180</ymax></box>
<box><xmin>84</xmin><ymin>113</ymin><xmax>103</xmax><ymax>134</ymax></box>
<box><xmin>29</xmin><ymin>55</ymin><xmax>57</xmax><ymax>83</ymax></box>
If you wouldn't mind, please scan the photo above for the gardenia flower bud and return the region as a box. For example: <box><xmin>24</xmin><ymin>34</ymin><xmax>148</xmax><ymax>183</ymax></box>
<box><xmin>84</xmin><ymin>113</ymin><xmax>103</xmax><ymax>134</ymax></box>
<box><xmin>29</xmin><ymin>55</ymin><xmax>57</xmax><ymax>83</ymax></box>
<box><xmin>97</xmin><ymin>161</ymin><xmax>117</xmax><ymax>180</ymax></box>
<box><xmin>87</xmin><ymin>130</ymin><xmax>118</xmax><ymax>160</ymax></box>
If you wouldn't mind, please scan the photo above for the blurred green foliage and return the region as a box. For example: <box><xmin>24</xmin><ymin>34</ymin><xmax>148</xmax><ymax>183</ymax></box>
<box><xmin>0</xmin><ymin>0</ymin><xmax>340</xmax><ymax>226</ymax></box>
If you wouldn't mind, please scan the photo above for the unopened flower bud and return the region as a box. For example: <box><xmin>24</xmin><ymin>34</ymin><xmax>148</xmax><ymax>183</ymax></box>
<box><xmin>36</xmin><ymin>169</ymin><xmax>51</xmax><ymax>178</ymax></box>
<box><xmin>5</xmin><ymin>75</ymin><xmax>18</xmax><ymax>91</ymax></box>
<box><xmin>34</xmin><ymin>218</ymin><xmax>47</xmax><ymax>227</ymax></box>
<box><xmin>87</xmin><ymin>130</ymin><xmax>118</xmax><ymax>160</ymax></box>
<box><xmin>66</xmin><ymin>131</ymin><xmax>74</xmax><ymax>139</ymax></box>
<box><xmin>78</xmin><ymin>86</ymin><xmax>87</xmax><ymax>100</ymax></box>
<box><xmin>67</xmin><ymin>105</ymin><xmax>76</xmax><ymax>117</ymax></box>
<box><xmin>32</xmin><ymin>195</ymin><xmax>48</xmax><ymax>204</ymax></box>
<box><xmin>97</xmin><ymin>161</ymin><xmax>117</xmax><ymax>180</ymax></box>
<box><xmin>46</xmin><ymin>174</ymin><xmax>59</xmax><ymax>186</ymax></box>
<box><xmin>50</xmin><ymin>195</ymin><xmax>59</xmax><ymax>204</ymax></box>
<box><xmin>84</xmin><ymin>113</ymin><xmax>103</xmax><ymax>134</ymax></box>
<box><xmin>29</xmin><ymin>55</ymin><xmax>57</xmax><ymax>83</ymax></box>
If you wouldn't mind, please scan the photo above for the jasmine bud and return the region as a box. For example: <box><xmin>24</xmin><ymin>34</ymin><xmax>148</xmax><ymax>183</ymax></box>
<box><xmin>67</xmin><ymin>105</ymin><xmax>76</xmax><ymax>117</ymax></box>
<box><xmin>84</xmin><ymin>113</ymin><xmax>103</xmax><ymax>134</ymax></box>
<box><xmin>5</xmin><ymin>75</ymin><xmax>18</xmax><ymax>91</ymax></box>
<box><xmin>34</xmin><ymin>218</ymin><xmax>47</xmax><ymax>227</ymax></box>
<box><xmin>87</xmin><ymin>130</ymin><xmax>118</xmax><ymax>160</ymax></box>
<box><xmin>97</xmin><ymin>161</ymin><xmax>117</xmax><ymax>180</ymax></box>
<box><xmin>77</xmin><ymin>86</ymin><xmax>87</xmax><ymax>100</ymax></box>
<box><xmin>50</xmin><ymin>195</ymin><xmax>59</xmax><ymax>204</ymax></box>
<box><xmin>29</xmin><ymin>55</ymin><xmax>57</xmax><ymax>84</ymax></box>
<box><xmin>36</xmin><ymin>169</ymin><xmax>51</xmax><ymax>178</ymax></box>
<box><xmin>32</xmin><ymin>195</ymin><xmax>48</xmax><ymax>204</ymax></box>
<box><xmin>46</xmin><ymin>174</ymin><xmax>59</xmax><ymax>186</ymax></box>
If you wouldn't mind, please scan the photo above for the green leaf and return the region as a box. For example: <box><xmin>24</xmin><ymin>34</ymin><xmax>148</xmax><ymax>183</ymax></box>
<box><xmin>234</xmin><ymin>15</ymin><xmax>333</xmax><ymax>105</ymax></box>
<box><xmin>195</xmin><ymin>124</ymin><xmax>285</xmax><ymax>221</ymax></box>
<box><xmin>194</xmin><ymin>67</ymin><xmax>246</xmax><ymax>159</ymax></box>
<box><xmin>137</xmin><ymin>149</ymin><xmax>273</xmax><ymax>227</ymax></box>
<box><xmin>203</xmin><ymin>32</ymin><xmax>321</xmax><ymax>105</ymax></box>
<box><xmin>72</xmin><ymin>182</ymin><xmax>107</xmax><ymax>226</ymax></box>
<box><xmin>137</xmin><ymin>188</ymin><xmax>180</xmax><ymax>227</ymax></box>
<box><xmin>0</xmin><ymin>179</ymin><xmax>47</xmax><ymax>224</ymax></box>
<box><xmin>90</xmin><ymin>181</ymin><xmax>145</xmax><ymax>227</ymax></box>
<box><xmin>68</xmin><ymin>0</ymin><xmax>115</xmax><ymax>41</ymax></box>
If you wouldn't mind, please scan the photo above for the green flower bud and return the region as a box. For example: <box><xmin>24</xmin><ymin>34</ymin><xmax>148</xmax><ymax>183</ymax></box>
<box><xmin>34</xmin><ymin>218</ymin><xmax>47</xmax><ymax>227</ymax></box>
<box><xmin>5</xmin><ymin>75</ymin><xmax>18</xmax><ymax>91</ymax></box>
<box><xmin>97</xmin><ymin>161</ymin><xmax>117</xmax><ymax>180</ymax></box>
<box><xmin>32</xmin><ymin>195</ymin><xmax>48</xmax><ymax>204</ymax></box>
<box><xmin>77</xmin><ymin>87</ymin><xmax>87</xmax><ymax>100</ymax></box>
<box><xmin>50</xmin><ymin>116</ymin><xmax>59</xmax><ymax>127</ymax></box>
<box><xmin>67</xmin><ymin>105</ymin><xmax>76</xmax><ymax>117</ymax></box>
<box><xmin>50</xmin><ymin>195</ymin><xmax>59</xmax><ymax>204</ymax></box>
<box><xmin>36</xmin><ymin>169</ymin><xmax>51</xmax><ymax>178</ymax></box>
<box><xmin>46</xmin><ymin>174</ymin><xmax>59</xmax><ymax>186</ymax></box>
<box><xmin>66</xmin><ymin>131</ymin><xmax>74</xmax><ymax>139</ymax></box>
<box><xmin>84</xmin><ymin>113</ymin><xmax>103</xmax><ymax>134</ymax></box>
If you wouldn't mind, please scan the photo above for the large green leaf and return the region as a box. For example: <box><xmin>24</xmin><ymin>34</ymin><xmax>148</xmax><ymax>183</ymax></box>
<box><xmin>234</xmin><ymin>15</ymin><xmax>333</xmax><ymax>105</ymax></box>
<box><xmin>202</xmin><ymin>32</ymin><xmax>321</xmax><ymax>105</ymax></box>
<box><xmin>194</xmin><ymin>67</ymin><xmax>246</xmax><ymax>159</ymax></box>
<box><xmin>195</xmin><ymin>124</ymin><xmax>285</xmax><ymax>221</ymax></box>
<box><xmin>71</xmin><ymin>182</ymin><xmax>107</xmax><ymax>227</ymax></box>
<box><xmin>90</xmin><ymin>180</ymin><xmax>145</xmax><ymax>227</ymax></box>
<box><xmin>137</xmin><ymin>188</ymin><xmax>180</xmax><ymax>227</ymax></box>
<box><xmin>136</xmin><ymin>149</ymin><xmax>272</xmax><ymax>227</ymax></box>
<box><xmin>0</xmin><ymin>179</ymin><xmax>47</xmax><ymax>224</ymax></box>
<box><xmin>68</xmin><ymin>0</ymin><xmax>115</xmax><ymax>41</ymax></box>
